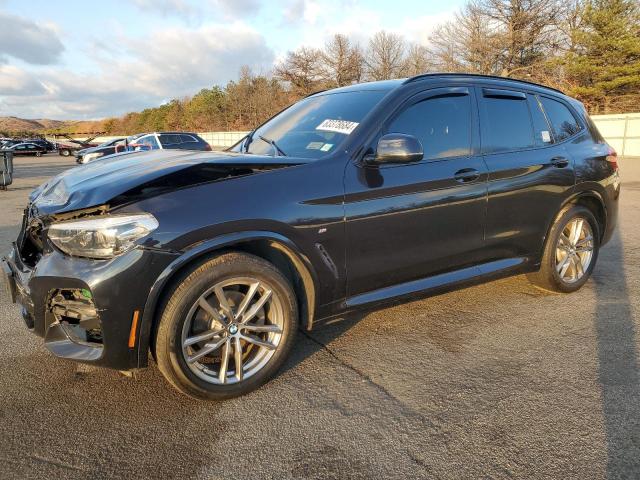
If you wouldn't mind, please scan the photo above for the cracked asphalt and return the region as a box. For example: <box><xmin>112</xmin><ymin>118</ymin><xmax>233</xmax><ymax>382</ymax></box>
<box><xmin>1</xmin><ymin>155</ymin><xmax>639</xmax><ymax>479</ymax></box>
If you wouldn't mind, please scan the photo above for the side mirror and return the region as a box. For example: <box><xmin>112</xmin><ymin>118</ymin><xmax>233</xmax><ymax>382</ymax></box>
<box><xmin>370</xmin><ymin>133</ymin><xmax>423</xmax><ymax>164</ymax></box>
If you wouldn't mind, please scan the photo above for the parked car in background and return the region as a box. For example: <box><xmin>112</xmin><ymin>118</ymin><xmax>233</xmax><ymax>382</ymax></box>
<box><xmin>75</xmin><ymin>137</ymin><xmax>125</xmax><ymax>164</ymax></box>
<box><xmin>2</xmin><ymin>74</ymin><xmax>620</xmax><ymax>400</ymax></box>
<box><xmin>6</xmin><ymin>142</ymin><xmax>48</xmax><ymax>156</ymax></box>
<box><xmin>82</xmin><ymin>132</ymin><xmax>212</xmax><ymax>164</ymax></box>
<box><xmin>125</xmin><ymin>132</ymin><xmax>212</xmax><ymax>153</ymax></box>
<box><xmin>1</xmin><ymin>139</ymin><xmax>21</xmax><ymax>149</ymax></box>
<box><xmin>29</xmin><ymin>139</ymin><xmax>56</xmax><ymax>152</ymax></box>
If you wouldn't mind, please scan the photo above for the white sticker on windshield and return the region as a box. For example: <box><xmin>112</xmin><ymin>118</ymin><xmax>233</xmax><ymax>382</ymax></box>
<box><xmin>541</xmin><ymin>130</ymin><xmax>551</xmax><ymax>143</ymax></box>
<box><xmin>306</xmin><ymin>141</ymin><xmax>324</xmax><ymax>150</ymax></box>
<box><xmin>316</xmin><ymin>119</ymin><xmax>359</xmax><ymax>135</ymax></box>
<box><xmin>320</xmin><ymin>143</ymin><xmax>333</xmax><ymax>152</ymax></box>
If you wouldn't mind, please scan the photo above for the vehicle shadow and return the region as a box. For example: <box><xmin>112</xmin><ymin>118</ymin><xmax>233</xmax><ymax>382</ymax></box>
<box><xmin>593</xmin><ymin>230</ymin><xmax>640</xmax><ymax>478</ymax></box>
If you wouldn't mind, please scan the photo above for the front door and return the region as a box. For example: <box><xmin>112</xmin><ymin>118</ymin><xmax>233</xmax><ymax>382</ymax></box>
<box><xmin>344</xmin><ymin>86</ymin><xmax>488</xmax><ymax>298</ymax></box>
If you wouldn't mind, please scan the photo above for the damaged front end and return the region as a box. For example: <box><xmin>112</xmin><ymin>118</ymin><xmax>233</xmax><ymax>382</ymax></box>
<box><xmin>3</xmin><ymin>203</ymin><xmax>177</xmax><ymax>370</ymax></box>
<box><xmin>2</xmin><ymin>150</ymin><xmax>305</xmax><ymax>370</ymax></box>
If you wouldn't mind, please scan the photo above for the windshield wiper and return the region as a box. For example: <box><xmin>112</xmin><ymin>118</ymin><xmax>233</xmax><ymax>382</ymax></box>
<box><xmin>243</xmin><ymin>130</ymin><xmax>255</xmax><ymax>153</ymax></box>
<box><xmin>258</xmin><ymin>135</ymin><xmax>287</xmax><ymax>157</ymax></box>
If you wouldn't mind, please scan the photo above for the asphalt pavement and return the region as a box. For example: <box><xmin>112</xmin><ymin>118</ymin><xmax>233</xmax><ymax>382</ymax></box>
<box><xmin>1</xmin><ymin>154</ymin><xmax>639</xmax><ymax>479</ymax></box>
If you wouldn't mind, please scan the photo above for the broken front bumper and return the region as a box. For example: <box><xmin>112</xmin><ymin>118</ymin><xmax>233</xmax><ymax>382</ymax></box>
<box><xmin>2</xmin><ymin>242</ymin><xmax>177</xmax><ymax>370</ymax></box>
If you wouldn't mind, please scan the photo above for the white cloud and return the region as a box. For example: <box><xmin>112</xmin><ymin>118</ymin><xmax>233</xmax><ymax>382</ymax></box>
<box><xmin>0</xmin><ymin>12</ymin><xmax>64</xmax><ymax>64</ymax></box>
<box><xmin>0</xmin><ymin>65</ymin><xmax>45</xmax><ymax>95</ymax></box>
<box><xmin>0</xmin><ymin>22</ymin><xmax>274</xmax><ymax>119</ymax></box>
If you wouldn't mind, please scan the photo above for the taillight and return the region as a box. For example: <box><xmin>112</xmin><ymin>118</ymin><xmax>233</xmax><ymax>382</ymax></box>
<box><xmin>606</xmin><ymin>147</ymin><xmax>618</xmax><ymax>170</ymax></box>
<box><xmin>204</xmin><ymin>143</ymin><xmax>212</xmax><ymax>151</ymax></box>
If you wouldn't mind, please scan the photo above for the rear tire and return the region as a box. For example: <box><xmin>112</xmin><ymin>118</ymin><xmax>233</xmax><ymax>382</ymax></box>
<box><xmin>528</xmin><ymin>205</ymin><xmax>599</xmax><ymax>293</ymax></box>
<box><xmin>155</xmin><ymin>252</ymin><xmax>298</xmax><ymax>400</ymax></box>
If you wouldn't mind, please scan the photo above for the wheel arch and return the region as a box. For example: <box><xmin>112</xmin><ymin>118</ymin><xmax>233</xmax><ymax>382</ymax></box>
<box><xmin>539</xmin><ymin>190</ymin><xmax>607</xmax><ymax>261</ymax></box>
<box><xmin>137</xmin><ymin>231</ymin><xmax>318</xmax><ymax>367</ymax></box>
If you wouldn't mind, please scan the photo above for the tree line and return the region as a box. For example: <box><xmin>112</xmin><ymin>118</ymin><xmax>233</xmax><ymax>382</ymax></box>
<box><xmin>57</xmin><ymin>0</ymin><xmax>640</xmax><ymax>136</ymax></box>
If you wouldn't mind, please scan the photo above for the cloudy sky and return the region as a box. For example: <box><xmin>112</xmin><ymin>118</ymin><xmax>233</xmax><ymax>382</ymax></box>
<box><xmin>0</xmin><ymin>0</ymin><xmax>463</xmax><ymax>120</ymax></box>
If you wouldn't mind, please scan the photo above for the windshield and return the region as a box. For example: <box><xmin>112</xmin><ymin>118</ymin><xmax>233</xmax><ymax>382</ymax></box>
<box><xmin>239</xmin><ymin>90</ymin><xmax>388</xmax><ymax>159</ymax></box>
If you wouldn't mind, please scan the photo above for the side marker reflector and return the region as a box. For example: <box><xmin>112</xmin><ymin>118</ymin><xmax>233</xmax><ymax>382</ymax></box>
<box><xmin>128</xmin><ymin>310</ymin><xmax>140</xmax><ymax>348</ymax></box>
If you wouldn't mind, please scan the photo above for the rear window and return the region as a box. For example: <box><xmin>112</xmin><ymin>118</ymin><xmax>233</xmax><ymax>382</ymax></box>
<box><xmin>539</xmin><ymin>96</ymin><xmax>582</xmax><ymax>142</ymax></box>
<box><xmin>180</xmin><ymin>134</ymin><xmax>199</xmax><ymax>143</ymax></box>
<box><xmin>480</xmin><ymin>92</ymin><xmax>534</xmax><ymax>153</ymax></box>
<box><xmin>160</xmin><ymin>134</ymin><xmax>182</xmax><ymax>146</ymax></box>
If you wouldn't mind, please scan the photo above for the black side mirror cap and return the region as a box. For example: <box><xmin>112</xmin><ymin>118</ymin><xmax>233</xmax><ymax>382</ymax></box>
<box><xmin>369</xmin><ymin>133</ymin><xmax>424</xmax><ymax>164</ymax></box>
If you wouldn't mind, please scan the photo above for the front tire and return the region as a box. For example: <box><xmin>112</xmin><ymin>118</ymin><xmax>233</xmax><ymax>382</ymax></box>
<box><xmin>528</xmin><ymin>205</ymin><xmax>599</xmax><ymax>293</ymax></box>
<box><xmin>155</xmin><ymin>252</ymin><xmax>298</xmax><ymax>400</ymax></box>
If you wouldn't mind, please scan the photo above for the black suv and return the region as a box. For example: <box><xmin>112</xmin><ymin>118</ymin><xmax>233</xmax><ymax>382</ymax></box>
<box><xmin>2</xmin><ymin>74</ymin><xmax>620</xmax><ymax>400</ymax></box>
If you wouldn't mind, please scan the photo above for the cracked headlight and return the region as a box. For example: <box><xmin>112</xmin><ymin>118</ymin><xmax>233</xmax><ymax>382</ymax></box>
<box><xmin>47</xmin><ymin>213</ymin><xmax>159</xmax><ymax>259</ymax></box>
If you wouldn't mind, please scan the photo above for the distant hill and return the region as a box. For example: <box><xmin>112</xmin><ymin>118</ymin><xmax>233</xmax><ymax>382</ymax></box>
<box><xmin>0</xmin><ymin>116</ymin><xmax>106</xmax><ymax>135</ymax></box>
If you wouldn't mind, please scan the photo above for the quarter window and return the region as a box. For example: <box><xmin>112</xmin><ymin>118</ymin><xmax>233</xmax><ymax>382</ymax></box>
<box><xmin>540</xmin><ymin>97</ymin><xmax>581</xmax><ymax>142</ymax></box>
<box><xmin>388</xmin><ymin>94</ymin><xmax>472</xmax><ymax>160</ymax></box>
<box><xmin>481</xmin><ymin>94</ymin><xmax>534</xmax><ymax>153</ymax></box>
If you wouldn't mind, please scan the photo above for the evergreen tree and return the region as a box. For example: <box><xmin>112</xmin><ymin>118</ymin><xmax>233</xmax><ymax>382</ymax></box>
<box><xmin>565</xmin><ymin>0</ymin><xmax>640</xmax><ymax>112</ymax></box>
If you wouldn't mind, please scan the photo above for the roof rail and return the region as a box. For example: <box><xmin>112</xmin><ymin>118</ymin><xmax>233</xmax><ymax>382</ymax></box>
<box><xmin>403</xmin><ymin>72</ymin><xmax>564</xmax><ymax>95</ymax></box>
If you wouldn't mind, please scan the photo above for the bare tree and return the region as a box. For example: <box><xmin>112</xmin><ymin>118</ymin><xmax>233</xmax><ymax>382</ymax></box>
<box><xmin>482</xmin><ymin>0</ymin><xmax>564</xmax><ymax>76</ymax></box>
<box><xmin>430</xmin><ymin>1</ymin><xmax>503</xmax><ymax>74</ymax></box>
<box><xmin>402</xmin><ymin>43</ymin><xmax>435</xmax><ymax>76</ymax></box>
<box><xmin>321</xmin><ymin>34</ymin><xmax>364</xmax><ymax>87</ymax></box>
<box><xmin>274</xmin><ymin>47</ymin><xmax>325</xmax><ymax>95</ymax></box>
<box><xmin>365</xmin><ymin>31</ymin><xmax>406</xmax><ymax>80</ymax></box>
<box><xmin>430</xmin><ymin>0</ymin><xmax>564</xmax><ymax>78</ymax></box>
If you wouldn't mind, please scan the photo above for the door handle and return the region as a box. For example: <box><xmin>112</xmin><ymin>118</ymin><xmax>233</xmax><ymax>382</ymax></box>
<box><xmin>454</xmin><ymin>168</ymin><xmax>480</xmax><ymax>183</ymax></box>
<box><xmin>550</xmin><ymin>156</ymin><xmax>569</xmax><ymax>168</ymax></box>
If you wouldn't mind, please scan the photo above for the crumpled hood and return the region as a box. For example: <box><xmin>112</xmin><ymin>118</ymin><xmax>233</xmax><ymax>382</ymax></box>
<box><xmin>31</xmin><ymin>149</ymin><xmax>307</xmax><ymax>215</ymax></box>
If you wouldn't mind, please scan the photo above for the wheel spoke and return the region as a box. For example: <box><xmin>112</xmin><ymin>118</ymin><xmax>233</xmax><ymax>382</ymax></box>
<box><xmin>186</xmin><ymin>336</ymin><xmax>227</xmax><ymax>364</ymax></box>
<box><xmin>242</xmin><ymin>323</ymin><xmax>282</xmax><ymax>334</ymax></box>
<box><xmin>234</xmin><ymin>281</ymin><xmax>260</xmax><ymax>320</ymax></box>
<box><xmin>198</xmin><ymin>297</ymin><xmax>227</xmax><ymax>326</ymax></box>
<box><xmin>240</xmin><ymin>289</ymin><xmax>272</xmax><ymax>324</ymax></box>
<box><xmin>557</xmin><ymin>254</ymin><xmax>571</xmax><ymax>277</ymax></box>
<box><xmin>214</xmin><ymin>286</ymin><xmax>234</xmax><ymax>319</ymax></box>
<box><xmin>218</xmin><ymin>339</ymin><xmax>230</xmax><ymax>383</ymax></box>
<box><xmin>570</xmin><ymin>219</ymin><xmax>584</xmax><ymax>245</ymax></box>
<box><xmin>234</xmin><ymin>337</ymin><xmax>243</xmax><ymax>381</ymax></box>
<box><xmin>559</xmin><ymin>233</ymin><xmax>572</xmax><ymax>248</ymax></box>
<box><xmin>183</xmin><ymin>328</ymin><xmax>224</xmax><ymax>347</ymax></box>
<box><xmin>575</xmin><ymin>235</ymin><xmax>593</xmax><ymax>248</ymax></box>
<box><xmin>240</xmin><ymin>333</ymin><xmax>276</xmax><ymax>350</ymax></box>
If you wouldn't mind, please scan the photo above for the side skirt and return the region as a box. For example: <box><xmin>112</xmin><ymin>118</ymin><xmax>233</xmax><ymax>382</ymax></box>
<box><xmin>344</xmin><ymin>257</ymin><xmax>534</xmax><ymax>311</ymax></box>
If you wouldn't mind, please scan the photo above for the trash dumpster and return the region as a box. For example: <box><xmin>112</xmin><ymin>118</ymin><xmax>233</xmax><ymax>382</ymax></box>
<box><xmin>1</xmin><ymin>150</ymin><xmax>14</xmax><ymax>190</ymax></box>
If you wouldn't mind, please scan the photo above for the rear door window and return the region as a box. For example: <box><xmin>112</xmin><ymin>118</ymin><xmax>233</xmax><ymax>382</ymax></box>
<box><xmin>387</xmin><ymin>93</ymin><xmax>472</xmax><ymax>160</ymax></box>
<box><xmin>480</xmin><ymin>89</ymin><xmax>535</xmax><ymax>153</ymax></box>
<box><xmin>539</xmin><ymin>96</ymin><xmax>582</xmax><ymax>142</ymax></box>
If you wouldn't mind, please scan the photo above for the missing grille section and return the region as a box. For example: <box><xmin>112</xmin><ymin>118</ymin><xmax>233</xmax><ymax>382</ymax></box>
<box><xmin>49</xmin><ymin>289</ymin><xmax>102</xmax><ymax>344</ymax></box>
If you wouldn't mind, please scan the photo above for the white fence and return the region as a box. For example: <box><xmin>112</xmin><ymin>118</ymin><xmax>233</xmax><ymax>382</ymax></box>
<box><xmin>51</xmin><ymin>113</ymin><xmax>640</xmax><ymax>156</ymax></box>
<box><xmin>591</xmin><ymin>113</ymin><xmax>640</xmax><ymax>157</ymax></box>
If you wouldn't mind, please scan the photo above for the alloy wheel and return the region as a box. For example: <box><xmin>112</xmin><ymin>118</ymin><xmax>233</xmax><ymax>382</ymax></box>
<box><xmin>555</xmin><ymin>217</ymin><xmax>594</xmax><ymax>284</ymax></box>
<box><xmin>180</xmin><ymin>277</ymin><xmax>284</xmax><ymax>385</ymax></box>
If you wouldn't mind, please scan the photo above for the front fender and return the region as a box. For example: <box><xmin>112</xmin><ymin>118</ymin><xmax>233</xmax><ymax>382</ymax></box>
<box><xmin>136</xmin><ymin>230</ymin><xmax>318</xmax><ymax>368</ymax></box>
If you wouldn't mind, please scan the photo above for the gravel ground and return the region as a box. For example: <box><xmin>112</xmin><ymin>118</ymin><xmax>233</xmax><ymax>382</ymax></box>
<box><xmin>1</xmin><ymin>155</ymin><xmax>639</xmax><ymax>480</ymax></box>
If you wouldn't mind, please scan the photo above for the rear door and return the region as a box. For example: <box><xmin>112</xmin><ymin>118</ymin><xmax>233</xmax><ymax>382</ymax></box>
<box><xmin>478</xmin><ymin>86</ymin><xmax>575</xmax><ymax>262</ymax></box>
<box><xmin>344</xmin><ymin>86</ymin><xmax>488</xmax><ymax>297</ymax></box>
